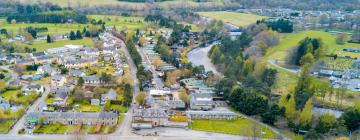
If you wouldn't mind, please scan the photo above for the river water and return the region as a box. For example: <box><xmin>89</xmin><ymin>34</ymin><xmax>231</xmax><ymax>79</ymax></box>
<box><xmin>187</xmin><ymin>43</ymin><xmax>223</xmax><ymax>77</ymax></box>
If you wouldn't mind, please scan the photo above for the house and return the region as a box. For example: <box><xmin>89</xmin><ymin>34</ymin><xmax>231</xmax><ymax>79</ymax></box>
<box><xmin>103</xmin><ymin>47</ymin><xmax>116</xmax><ymax>54</ymax></box>
<box><xmin>32</xmin><ymin>52</ymin><xmax>46</xmax><ymax>57</ymax></box>
<box><xmin>21</xmin><ymin>74</ymin><xmax>42</xmax><ymax>81</ymax></box>
<box><xmin>190</xmin><ymin>93</ymin><xmax>214</xmax><ymax>111</ymax></box>
<box><xmin>68</xmin><ymin>69</ymin><xmax>85</xmax><ymax>77</ymax></box>
<box><xmin>83</xmin><ymin>75</ymin><xmax>102</xmax><ymax>85</ymax></box>
<box><xmin>167</xmin><ymin>100</ymin><xmax>186</xmax><ymax>110</ymax></box>
<box><xmin>15</xmin><ymin>58</ymin><xmax>34</xmax><ymax>65</ymax></box>
<box><xmin>46</xmin><ymin>45</ymin><xmax>84</xmax><ymax>55</ymax></box>
<box><xmin>22</xmin><ymin>84</ymin><xmax>44</xmax><ymax>95</ymax></box>
<box><xmin>149</xmin><ymin>89</ymin><xmax>172</xmax><ymax>100</ymax></box>
<box><xmin>37</xmin><ymin>64</ymin><xmax>60</xmax><ymax>76</ymax></box>
<box><xmin>34</xmin><ymin>55</ymin><xmax>53</xmax><ymax>64</ymax></box>
<box><xmin>101</xmin><ymin>89</ymin><xmax>118</xmax><ymax>103</ymax></box>
<box><xmin>62</xmin><ymin>57</ymin><xmax>97</xmax><ymax>69</ymax></box>
<box><xmin>52</xmin><ymin>86</ymin><xmax>71</xmax><ymax>106</ymax></box>
<box><xmin>186</xmin><ymin>111</ymin><xmax>238</xmax><ymax>120</ymax></box>
<box><xmin>26</xmin><ymin>111</ymin><xmax>118</xmax><ymax>126</ymax></box>
<box><xmin>51</xmin><ymin>75</ymin><xmax>67</xmax><ymax>86</ymax></box>
<box><xmin>132</xmin><ymin>108</ymin><xmax>169</xmax><ymax>128</ymax></box>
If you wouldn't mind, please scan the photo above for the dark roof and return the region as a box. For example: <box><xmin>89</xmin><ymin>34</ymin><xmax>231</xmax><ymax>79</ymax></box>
<box><xmin>32</xmin><ymin>52</ymin><xmax>46</xmax><ymax>57</ymax></box>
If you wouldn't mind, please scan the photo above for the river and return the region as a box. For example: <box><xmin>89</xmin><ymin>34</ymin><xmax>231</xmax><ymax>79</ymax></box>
<box><xmin>187</xmin><ymin>43</ymin><xmax>223</xmax><ymax>77</ymax></box>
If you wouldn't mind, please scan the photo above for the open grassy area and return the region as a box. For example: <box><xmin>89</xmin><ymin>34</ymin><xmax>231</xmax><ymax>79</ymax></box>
<box><xmin>88</xmin><ymin>15</ymin><xmax>145</xmax><ymax>31</ymax></box>
<box><xmin>190</xmin><ymin>119</ymin><xmax>279</xmax><ymax>139</ymax></box>
<box><xmin>19</xmin><ymin>38</ymin><xmax>94</xmax><ymax>52</ymax></box>
<box><xmin>265</xmin><ymin>30</ymin><xmax>360</xmax><ymax>105</ymax></box>
<box><xmin>266</xmin><ymin>31</ymin><xmax>360</xmax><ymax>61</ymax></box>
<box><xmin>197</xmin><ymin>11</ymin><xmax>267</xmax><ymax>27</ymax></box>
<box><xmin>0</xmin><ymin>18</ymin><xmax>86</xmax><ymax>36</ymax></box>
<box><xmin>1</xmin><ymin>89</ymin><xmax>39</xmax><ymax>105</ymax></box>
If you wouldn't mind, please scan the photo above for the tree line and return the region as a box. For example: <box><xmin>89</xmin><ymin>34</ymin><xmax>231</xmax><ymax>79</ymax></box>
<box><xmin>7</xmin><ymin>10</ymin><xmax>88</xmax><ymax>24</ymax></box>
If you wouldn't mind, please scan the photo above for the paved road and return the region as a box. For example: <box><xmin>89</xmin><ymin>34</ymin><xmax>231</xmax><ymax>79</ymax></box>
<box><xmin>187</xmin><ymin>42</ymin><xmax>223</xmax><ymax>78</ymax></box>
<box><xmin>267</xmin><ymin>60</ymin><xmax>299</xmax><ymax>74</ymax></box>
<box><xmin>111</xmin><ymin>33</ymin><xmax>139</xmax><ymax>136</ymax></box>
<box><xmin>8</xmin><ymin>85</ymin><xmax>51</xmax><ymax>135</ymax></box>
<box><xmin>138</xmin><ymin>45</ymin><xmax>164</xmax><ymax>89</ymax></box>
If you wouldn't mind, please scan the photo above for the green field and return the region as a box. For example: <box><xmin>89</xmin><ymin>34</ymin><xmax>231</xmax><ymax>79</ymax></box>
<box><xmin>19</xmin><ymin>0</ymin><xmax>225</xmax><ymax>8</ymax></box>
<box><xmin>88</xmin><ymin>15</ymin><xmax>145</xmax><ymax>31</ymax></box>
<box><xmin>265</xmin><ymin>30</ymin><xmax>360</xmax><ymax>104</ymax></box>
<box><xmin>197</xmin><ymin>11</ymin><xmax>267</xmax><ymax>27</ymax></box>
<box><xmin>0</xmin><ymin>18</ymin><xmax>86</xmax><ymax>36</ymax></box>
<box><xmin>19</xmin><ymin>38</ymin><xmax>94</xmax><ymax>52</ymax></box>
<box><xmin>190</xmin><ymin>119</ymin><xmax>279</xmax><ymax>139</ymax></box>
<box><xmin>266</xmin><ymin>31</ymin><xmax>360</xmax><ymax>61</ymax></box>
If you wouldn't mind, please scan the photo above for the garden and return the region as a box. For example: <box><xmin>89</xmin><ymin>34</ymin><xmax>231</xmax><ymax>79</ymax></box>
<box><xmin>190</xmin><ymin>118</ymin><xmax>279</xmax><ymax>139</ymax></box>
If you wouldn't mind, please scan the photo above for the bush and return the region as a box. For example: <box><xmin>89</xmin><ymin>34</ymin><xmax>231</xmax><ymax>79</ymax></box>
<box><xmin>169</xmin><ymin>115</ymin><xmax>188</xmax><ymax>122</ymax></box>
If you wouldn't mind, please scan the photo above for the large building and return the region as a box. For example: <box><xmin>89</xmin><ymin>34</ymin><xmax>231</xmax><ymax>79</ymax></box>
<box><xmin>26</xmin><ymin>112</ymin><xmax>118</xmax><ymax>126</ymax></box>
<box><xmin>189</xmin><ymin>93</ymin><xmax>214</xmax><ymax>110</ymax></box>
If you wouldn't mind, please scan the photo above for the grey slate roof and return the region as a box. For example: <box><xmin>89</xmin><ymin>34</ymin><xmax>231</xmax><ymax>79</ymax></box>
<box><xmin>26</xmin><ymin>111</ymin><xmax>118</xmax><ymax>119</ymax></box>
<box><xmin>102</xmin><ymin>89</ymin><xmax>118</xmax><ymax>100</ymax></box>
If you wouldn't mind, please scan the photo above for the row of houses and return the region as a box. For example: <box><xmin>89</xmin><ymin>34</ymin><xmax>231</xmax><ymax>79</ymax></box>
<box><xmin>26</xmin><ymin>112</ymin><xmax>118</xmax><ymax>126</ymax></box>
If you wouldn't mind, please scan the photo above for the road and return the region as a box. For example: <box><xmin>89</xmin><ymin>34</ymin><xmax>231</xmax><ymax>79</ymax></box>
<box><xmin>137</xmin><ymin>45</ymin><xmax>164</xmax><ymax>89</ymax></box>
<box><xmin>187</xmin><ymin>42</ymin><xmax>223</xmax><ymax>78</ymax></box>
<box><xmin>8</xmin><ymin>84</ymin><xmax>51</xmax><ymax>135</ymax></box>
<box><xmin>267</xmin><ymin>60</ymin><xmax>299</xmax><ymax>74</ymax></box>
<box><xmin>111</xmin><ymin>33</ymin><xmax>139</xmax><ymax>136</ymax></box>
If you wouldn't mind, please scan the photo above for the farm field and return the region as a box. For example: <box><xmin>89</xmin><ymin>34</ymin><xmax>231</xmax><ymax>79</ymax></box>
<box><xmin>197</xmin><ymin>11</ymin><xmax>267</xmax><ymax>27</ymax></box>
<box><xmin>190</xmin><ymin>118</ymin><xmax>279</xmax><ymax>139</ymax></box>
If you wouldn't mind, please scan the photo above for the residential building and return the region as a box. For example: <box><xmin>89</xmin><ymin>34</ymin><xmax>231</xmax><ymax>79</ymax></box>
<box><xmin>132</xmin><ymin>108</ymin><xmax>169</xmax><ymax>128</ymax></box>
<box><xmin>26</xmin><ymin>112</ymin><xmax>118</xmax><ymax>126</ymax></box>
<box><xmin>22</xmin><ymin>84</ymin><xmax>44</xmax><ymax>95</ymax></box>
<box><xmin>51</xmin><ymin>75</ymin><xmax>67</xmax><ymax>86</ymax></box>
<box><xmin>37</xmin><ymin>64</ymin><xmax>60</xmax><ymax>76</ymax></box>
<box><xmin>83</xmin><ymin>75</ymin><xmax>102</xmax><ymax>85</ymax></box>
<box><xmin>101</xmin><ymin>89</ymin><xmax>118</xmax><ymax>103</ymax></box>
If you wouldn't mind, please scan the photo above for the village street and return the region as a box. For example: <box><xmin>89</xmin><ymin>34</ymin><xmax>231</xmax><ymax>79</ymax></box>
<box><xmin>8</xmin><ymin>84</ymin><xmax>51</xmax><ymax>135</ymax></box>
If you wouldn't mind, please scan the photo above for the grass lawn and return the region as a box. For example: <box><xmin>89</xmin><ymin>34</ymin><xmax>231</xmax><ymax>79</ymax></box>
<box><xmin>74</xmin><ymin>104</ymin><xmax>101</xmax><ymax>112</ymax></box>
<box><xmin>19</xmin><ymin>38</ymin><xmax>94</xmax><ymax>52</ymax></box>
<box><xmin>0</xmin><ymin>120</ymin><xmax>16</xmax><ymax>134</ymax></box>
<box><xmin>197</xmin><ymin>11</ymin><xmax>267</xmax><ymax>27</ymax></box>
<box><xmin>0</xmin><ymin>19</ymin><xmax>86</xmax><ymax>36</ymax></box>
<box><xmin>190</xmin><ymin>119</ymin><xmax>279</xmax><ymax>139</ymax></box>
<box><xmin>33</xmin><ymin>123</ymin><xmax>68</xmax><ymax>134</ymax></box>
<box><xmin>1</xmin><ymin>89</ymin><xmax>39</xmax><ymax>105</ymax></box>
